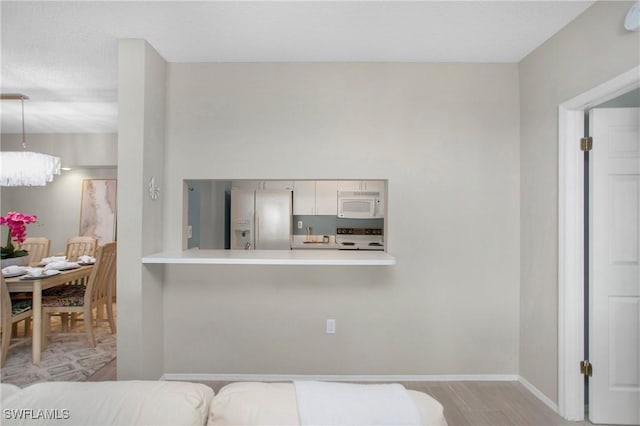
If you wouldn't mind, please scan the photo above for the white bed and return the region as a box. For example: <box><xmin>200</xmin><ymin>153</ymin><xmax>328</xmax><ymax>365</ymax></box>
<box><xmin>208</xmin><ymin>381</ymin><xmax>448</xmax><ymax>426</ymax></box>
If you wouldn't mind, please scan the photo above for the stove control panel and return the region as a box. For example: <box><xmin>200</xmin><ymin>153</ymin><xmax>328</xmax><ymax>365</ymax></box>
<box><xmin>336</xmin><ymin>227</ymin><xmax>384</xmax><ymax>236</ymax></box>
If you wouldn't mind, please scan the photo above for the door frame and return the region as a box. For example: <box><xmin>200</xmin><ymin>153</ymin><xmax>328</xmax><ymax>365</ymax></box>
<box><xmin>557</xmin><ymin>65</ymin><xmax>640</xmax><ymax>420</ymax></box>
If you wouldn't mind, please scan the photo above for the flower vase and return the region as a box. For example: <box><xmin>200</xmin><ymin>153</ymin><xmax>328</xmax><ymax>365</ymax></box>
<box><xmin>1</xmin><ymin>255</ymin><xmax>30</xmax><ymax>269</ymax></box>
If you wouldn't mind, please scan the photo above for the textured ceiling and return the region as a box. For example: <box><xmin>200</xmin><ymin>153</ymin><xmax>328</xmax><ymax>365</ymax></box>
<box><xmin>0</xmin><ymin>1</ymin><xmax>594</xmax><ymax>134</ymax></box>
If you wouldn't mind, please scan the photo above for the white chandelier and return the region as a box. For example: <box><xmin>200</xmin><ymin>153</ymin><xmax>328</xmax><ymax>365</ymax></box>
<box><xmin>0</xmin><ymin>94</ymin><xmax>61</xmax><ymax>186</ymax></box>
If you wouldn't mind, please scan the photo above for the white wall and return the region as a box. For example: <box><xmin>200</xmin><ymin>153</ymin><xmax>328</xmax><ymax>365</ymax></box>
<box><xmin>0</xmin><ymin>133</ymin><xmax>117</xmax><ymax>168</ymax></box>
<box><xmin>1</xmin><ymin>167</ymin><xmax>116</xmax><ymax>254</ymax></box>
<box><xmin>117</xmin><ymin>39</ymin><xmax>166</xmax><ymax>380</ymax></box>
<box><xmin>157</xmin><ymin>63</ymin><xmax>521</xmax><ymax>375</ymax></box>
<box><xmin>519</xmin><ymin>0</ymin><xmax>640</xmax><ymax>403</ymax></box>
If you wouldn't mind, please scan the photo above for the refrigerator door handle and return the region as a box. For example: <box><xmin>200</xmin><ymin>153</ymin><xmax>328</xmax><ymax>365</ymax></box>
<box><xmin>256</xmin><ymin>215</ymin><xmax>259</xmax><ymax>248</ymax></box>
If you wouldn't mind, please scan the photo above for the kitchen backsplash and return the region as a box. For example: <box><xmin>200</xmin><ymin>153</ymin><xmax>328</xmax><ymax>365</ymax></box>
<box><xmin>292</xmin><ymin>215</ymin><xmax>384</xmax><ymax>235</ymax></box>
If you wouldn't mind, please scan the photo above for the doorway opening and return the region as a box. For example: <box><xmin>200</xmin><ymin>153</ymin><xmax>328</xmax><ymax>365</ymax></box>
<box><xmin>558</xmin><ymin>67</ymin><xmax>640</xmax><ymax>421</ymax></box>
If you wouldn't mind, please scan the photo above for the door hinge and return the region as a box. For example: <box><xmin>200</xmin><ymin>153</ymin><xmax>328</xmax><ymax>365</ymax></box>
<box><xmin>580</xmin><ymin>137</ymin><xmax>593</xmax><ymax>152</ymax></box>
<box><xmin>580</xmin><ymin>360</ymin><xmax>593</xmax><ymax>377</ymax></box>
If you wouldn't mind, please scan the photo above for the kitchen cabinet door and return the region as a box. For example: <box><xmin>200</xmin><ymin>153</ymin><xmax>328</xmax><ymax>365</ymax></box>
<box><xmin>336</xmin><ymin>181</ymin><xmax>362</xmax><ymax>192</ymax></box>
<box><xmin>232</xmin><ymin>180</ymin><xmax>261</xmax><ymax>190</ymax></box>
<box><xmin>363</xmin><ymin>180</ymin><xmax>385</xmax><ymax>193</ymax></box>
<box><xmin>337</xmin><ymin>180</ymin><xmax>385</xmax><ymax>193</ymax></box>
<box><xmin>263</xmin><ymin>180</ymin><xmax>294</xmax><ymax>190</ymax></box>
<box><xmin>293</xmin><ymin>181</ymin><xmax>315</xmax><ymax>215</ymax></box>
<box><xmin>315</xmin><ymin>181</ymin><xmax>338</xmax><ymax>215</ymax></box>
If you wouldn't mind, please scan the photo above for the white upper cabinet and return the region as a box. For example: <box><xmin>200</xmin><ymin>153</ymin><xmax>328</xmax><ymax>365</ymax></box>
<box><xmin>232</xmin><ymin>180</ymin><xmax>293</xmax><ymax>190</ymax></box>
<box><xmin>232</xmin><ymin>180</ymin><xmax>260</xmax><ymax>189</ymax></box>
<box><xmin>337</xmin><ymin>180</ymin><xmax>384</xmax><ymax>193</ymax></box>
<box><xmin>293</xmin><ymin>181</ymin><xmax>316</xmax><ymax>215</ymax></box>
<box><xmin>263</xmin><ymin>180</ymin><xmax>294</xmax><ymax>190</ymax></box>
<box><xmin>336</xmin><ymin>181</ymin><xmax>361</xmax><ymax>192</ymax></box>
<box><xmin>362</xmin><ymin>180</ymin><xmax>385</xmax><ymax>193</ymax></box>
<box><xmin>315</xmin><ymin>181</ymin><xmax>338</xmax><ymax>215</ymax></box>
<box><xmin>293</xmin><ymin>180</ymin><xmax>338</xmax><ymax>215</ymax></box>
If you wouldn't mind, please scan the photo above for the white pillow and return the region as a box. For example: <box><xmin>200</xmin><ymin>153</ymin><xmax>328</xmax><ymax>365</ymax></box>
<box><xmin>209</xmin><ymin>382</ymin><xmax>300</xmax><ymax>426</ymax></box>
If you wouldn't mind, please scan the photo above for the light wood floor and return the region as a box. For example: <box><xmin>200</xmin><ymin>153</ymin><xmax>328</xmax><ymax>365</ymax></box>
<box><xmin>88</xmin><ymin>361</ymin><xmax>592</xmax><ymax>425</ymax></box>
<box><xmin>86</xmin><ymin>357</ymin><xmax>117</xmax><ymax>382</ymax></box>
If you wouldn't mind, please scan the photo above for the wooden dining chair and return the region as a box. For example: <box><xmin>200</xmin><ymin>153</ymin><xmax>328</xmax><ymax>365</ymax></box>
<box><xmin>42</xmin><ymin>242</ymin><xmax>116</xmax><ymax>348</ymax></box>
<box><xmin>19</xmin><ymin>237</ymin><xmax>51</xmax><ymax>265</ymax></box>
<box><xmin>1</xmin><ymin>276</ymin><xmax>33</xmax><ymax>367</ymax></box>
<box><xmin>7</xmin><ymin>235</ymin><xmax>43</xmax><ymax>332</ymax></box>
<box><xmin>64</xmin><ymin>236</ymin><xmax>97</xmax><ymax>261</ymax></box>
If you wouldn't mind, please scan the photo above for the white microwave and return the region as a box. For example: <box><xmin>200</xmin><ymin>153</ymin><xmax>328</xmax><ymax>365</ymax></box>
<box><xmin>338</xmin><ymin>191</ymin><xmax>380</xmax><ymax>218</ymax></box>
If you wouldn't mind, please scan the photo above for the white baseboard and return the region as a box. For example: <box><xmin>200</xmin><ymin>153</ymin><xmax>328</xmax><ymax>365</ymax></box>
<box><xmin>161</xmin><ymin>373</ymin><xmax>519</xmax><ymax>383</ymax></box>
<box><xmin>517</xmin><ymin>376</ymin><xmax>559</xmax><ymax>414</ymax></box>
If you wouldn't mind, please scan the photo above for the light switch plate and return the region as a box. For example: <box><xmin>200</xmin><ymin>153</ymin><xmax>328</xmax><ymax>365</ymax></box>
<box><xmin>326</xmin><ymin>319</ymin><xmax>336</xmax><ymax>334</ymax></box>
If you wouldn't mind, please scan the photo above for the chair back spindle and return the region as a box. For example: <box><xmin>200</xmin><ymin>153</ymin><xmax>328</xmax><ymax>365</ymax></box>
<box><xmin>65</xmin><ymin>236</ymin><xmax>97</xmax><ymax>261</ymax></box>
<box><xmin>87</xmin><ymin>242</ymin><xmax>117</xmax><ymax>308</ymax></box>
<box><xmin>19</xmin><ymin>237</ymin><xmax>51</xmax><ymax>265</ymax></box>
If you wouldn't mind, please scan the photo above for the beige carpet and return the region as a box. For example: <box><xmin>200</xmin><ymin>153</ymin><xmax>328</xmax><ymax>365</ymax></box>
<box><xmin>1</xmin><ymin>323</ymin><xmax>116</xmax><ymax>388</ymax></box>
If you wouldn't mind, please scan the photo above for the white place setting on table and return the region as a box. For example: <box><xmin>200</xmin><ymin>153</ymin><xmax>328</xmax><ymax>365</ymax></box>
<box><xmin>44</xmin><ymin>261</ymin><xmax>80</xmax><ymax>271</ymax></box>
<box><xmin>2</xmin><ymin>265</ymin><xmax>29</xmax><ymax>278</ymax></box>
<box><xmin>78</xmin><ymin>255</ymin><xmax>96</xmax><ymax>265</ymax></box>
<box><xmin>19</xmin><ymin>267</ymin><xmax>62</xmax><ymax>280</ymax></box>
<box><xmin>1</xmin><ymin>265</ymin><xmax>63</xmax><ymax>279</ymax></box>
<box><xmin>38</xmin><ymin>255</ymin><xmax>81</xmax><ymax>271</ymax></box>
<box><xmin>39</xmin><ymin>255</ymin><xmax>67</xmax><ymax>265</ymax></box>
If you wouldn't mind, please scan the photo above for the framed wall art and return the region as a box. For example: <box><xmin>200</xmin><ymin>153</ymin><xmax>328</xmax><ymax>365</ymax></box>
<box><xmin>79</xmin><ymin>179</ymin><xmax>117</xmax><ymax>246</ymax></box>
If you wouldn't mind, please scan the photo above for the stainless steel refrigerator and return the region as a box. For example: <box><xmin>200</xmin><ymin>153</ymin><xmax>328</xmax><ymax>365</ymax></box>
<box><xmin>230</xmin><ymin>188</ymin><xmax>292</xmax><ymax>249</ymax></box>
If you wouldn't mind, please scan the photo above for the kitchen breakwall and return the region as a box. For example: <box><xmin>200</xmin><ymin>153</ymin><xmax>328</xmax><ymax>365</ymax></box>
<box><xmin>159</xmin><ymin>63</ymin><xmax>520</xmax><ymax>376</ymax></box>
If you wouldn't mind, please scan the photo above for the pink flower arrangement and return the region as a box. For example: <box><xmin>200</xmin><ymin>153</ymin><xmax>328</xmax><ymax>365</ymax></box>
<box><xmin>1</xmin><ymin>211</ymin><xmax>37</xmax><ymax>259</ymax></box>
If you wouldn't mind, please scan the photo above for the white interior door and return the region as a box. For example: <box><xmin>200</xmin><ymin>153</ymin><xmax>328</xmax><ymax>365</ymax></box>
<box><xmin>589</xmin><ymin>107</ymin><xmax>640</xmax><ymax>425</ymax></box>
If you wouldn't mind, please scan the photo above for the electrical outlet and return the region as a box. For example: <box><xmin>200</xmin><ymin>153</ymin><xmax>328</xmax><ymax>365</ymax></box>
<box><xmin>326</xmin><ymin>319</ymin><xmax>336</xmax><ymax>334</ymax></box>
<box><xmin>297</xmin><ymin>221</ymin><xmax>303</xmax><ymax>229</ymax></box>
<box><xmin>187</xmin><ymin>225</ymin><xmax>193</xmax><ymax>238</ymax></box>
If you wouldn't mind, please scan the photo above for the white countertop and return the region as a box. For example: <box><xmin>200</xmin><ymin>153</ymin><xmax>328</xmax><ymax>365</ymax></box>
<box><xmin>142</xmin><ymin>249</ymin><xmax>396</xmax><ymax>266</ymax></box>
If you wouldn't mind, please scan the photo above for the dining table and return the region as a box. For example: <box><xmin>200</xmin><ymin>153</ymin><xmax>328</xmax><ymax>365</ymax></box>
<box><xmin>4</xmin><ymin>265</ymin><xmax>94</xmax><ymax>364</ymax></box>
